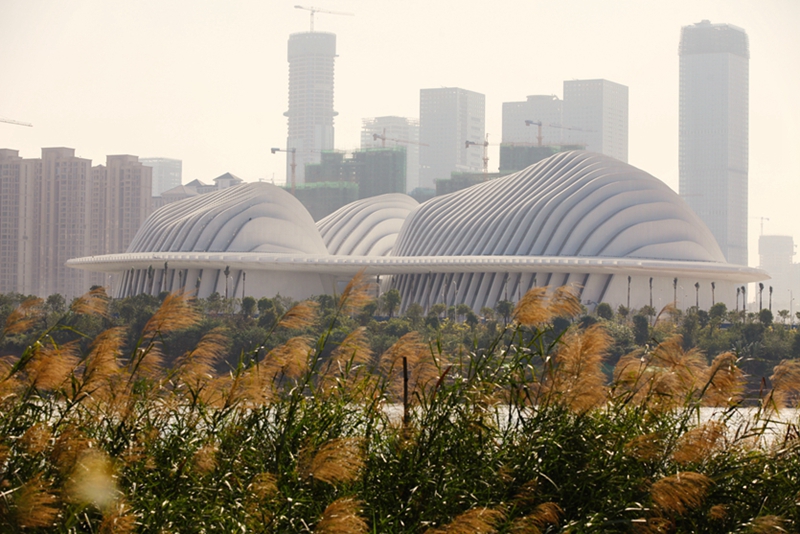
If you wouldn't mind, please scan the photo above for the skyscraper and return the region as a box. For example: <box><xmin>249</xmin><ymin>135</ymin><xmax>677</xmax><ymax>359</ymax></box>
<box><xmin>679</xmin><ymin>20</ymin><xmax>749</xmax><ymax>266</ymax></box>
<box><xmin>140</xmin><ymin>157</ymin><xmax>182</xmax><ymax>196</ymax></box>
<box><xmin>419</xmin><ymin>88</ymin><xmax>485</xmax><ymax>190</ymax></box>
<box><xmin>501</xmin><ymin>95</ymin><xmax>563</xmax><ymax>147</ymax></box>
<box><xmin>285</xmin><ymin>31</ymin><xmax>337</xmax><ymax>185</ymax></box>
<box><xmin>562</xmin><ymin>79</ymin><xmax>628</xmax><ymax>162</ymax></box>
<box><xmin>361</xmin><ymin>116</ymin><xmax>419</xmax><ymax>192</ymax></box>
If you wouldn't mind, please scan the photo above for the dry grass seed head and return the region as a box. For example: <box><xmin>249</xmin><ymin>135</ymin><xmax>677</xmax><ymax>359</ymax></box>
<box><xmin>379</xmin><ymin>332</ymin><xmax>427</xmax><ymax>375</ymax></box>
<box><xmin>625</xmin><ymin>432</ymin><xmax>665</xmax><ymax>462</ymax></box>
<box><xmin>142</xmin><ymin>291</ymin><xmax>201</xmax><ymax>337</ymax></box>
<box><xmin>67</xmin><ymin>449</ymin><xmax>118</xmax><ymax>511</ymax></box>
<box><xmin>425</xmin><ymin>506</ymin><xmax>506</xmax><ymax>534</ymax></box>
<box><xmin>266</xmin><ymin>336</ymin><xmax>312</xmax><ymax>380</ymax></box>
<box><xmin>277</xmin><ymin>299</ymin><xmax>318</xmax><ymax>331</ymax></box>
<box><xmin>703</xmin><ymin>351</ymin><xmax>745</xmax><ymax>407</ymax></box>
<box><xmin>330</xmin><ymin>327</ymin><xmax>372</xmax><ymax>368</ymax></box>
<box><xmin>130</xmin><ymin>343</ymin><xmax>165</xmax><ymax>381</ymax></box>
<box><xmin>70</xmin><ymin>287</ymin><xmax>110</xmax><ymax>318</ymax></box>
<box><xmin>51</xmin><ymin>427</ymin><xmax>92</xmax><ymax>475</ymax></box>
<box><xmin>27</xmin><ymin>340</ymin><xmax>80</xmax><ymax>391</ymax></box>
<box><xmin>651</xmin><ymin>471</ymin><xmax>713</xmax><ymax>515</ymax></box>
<box><xmin>248</xmin><ymin>472</ymin><xmax>279</xmax><ymax>501</ymax></box>
<box><xmin>301</xmin><ymin>437</ymin><xmax>364</xmax><ymax>486</ymax></box>
<box><xmin>708</xmin><ymin>504</ymin><xmax>727</xmax><ymax>521</ymax></box>
<box><xmin>193</xmin><ymin>442</ymin><xmax>219</xmax><ymax>475</ymax></box>
<box><xmin>509</xmin><ymin>502</ymin><xmax>562</xmax><ymax>533</ymax></box>
<box><xmin>548</xmin><ymin>285</ymin><xmax>583</xmax><ymax>319</ymax></box>
<box><xmin>174</xmin><ymin>327</ymin><xmax>228</xmax><ymax>388</ymax></box>
<box><xmin>98</xmin><ymin>499</ymin><xmax>136</xmax><ymax>534</ymax></box>
<box><xmin>671</xmin><ymin>421</ymin><xmax>725</xmax><ymax>465</ymax></box>
<box><xmin>14</xmin><ymin>473</ymin><xmax>60</xmax><ymax>528</ymax></box>
<box><xmin>748</xmin><ymin>515</ymin><xmax>786</xmax><ymax>533</ymax></box>
<box><xmin>314</xmin><ymin>497</ymin><xmax>368</xmax><ymax>534</ymax></box>
<box><xmin>768</xmin><ymin>359</ymin><xmax>800</xmax><ymax>410</ymax></box>
<box><xmin>21</xmin><ymin>423</ymin><xmax>52</xmax><ymax>455</ymax></box>
<box><xmin>337</xmin><ymin>270</ymin><xmax>373</xmax><ymax>316</ymax></box>
<box><xmin>549</xmin><ymin>324</ymin><xmax>609</xmax><ymax>412</ymax></box>
<box><xmin>514</xmin><ymin>287</ymin><xmax>550</xmax><ymax>326</ymax></box>
<box><xmin>2</xmin><ymin>297</ymin><xmax>44</xmax><ymax>336</ymax></box>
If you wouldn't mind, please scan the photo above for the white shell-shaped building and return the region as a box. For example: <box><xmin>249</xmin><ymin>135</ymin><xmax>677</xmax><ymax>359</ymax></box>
<box><xmin>68</xmin><ymin>152</ymin><xmax>766</xmax><ymax>310</ymax></box>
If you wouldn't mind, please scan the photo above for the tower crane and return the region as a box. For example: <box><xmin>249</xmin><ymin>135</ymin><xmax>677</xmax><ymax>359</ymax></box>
<box><xmin>372</xmin><ymin>128</ymin><xmax>428</xmax><ymax>148</ymax></box>
<box><xmin>465</xmin><ymin>134</ymin><xmax>491</xmax><ymax>175</ymax></box>
<box><xmin>294</xmin><ymin>5</ymin><xmax>354</xmax><ymax>32</ymax></box>
<box><xmin>524</xmin><ymin>120</ymin><xmax>543</xmax><ymax>147</ymax></box>
<box><xmin>271</xmin><ymin>147</ymin><xmax>297</xmax><ymax>196</ymax></box>
<box><xmin>0</xmin><ymin>117</ymin><xmax>32</xmax><ymax>127</ymax></box>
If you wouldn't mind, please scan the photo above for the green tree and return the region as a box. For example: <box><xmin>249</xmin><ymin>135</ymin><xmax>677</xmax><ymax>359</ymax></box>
<box><xmin>241</xmin><ymin>296</ymin><xmax>257</xmax><ymax>317</ymax></box>
<box><xmin>758</xmin><ymin>308</ymin><xmax>773</xmax><ymax>326</ymax></box>
<box><xmin>633</xmin><ymin>314</ymin><xmax>649</xmax><ymax>345</ymax></box>
<box><xmin>495</xmin><ymin>300</ymin><xmax>514</xmax><ymax>325</ymax></box>
<box><xmin>595</xmin><ymin>302</ymin><xmax>613</xmax><ymax>320</ymax></box>
<box><xmin>383</xmin><ymin>289</ymin><xmax>401</xmax><ymax>318</ymax></box>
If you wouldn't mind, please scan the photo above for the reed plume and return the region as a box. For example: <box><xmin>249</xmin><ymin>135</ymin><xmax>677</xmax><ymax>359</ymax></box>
<box><xmin>66</xmin><ymin>449</ymin><xmax>118</xmax><ymax>511</ymax></box>
<box><xmin>192</xmin><ymin>441</ymin><xmax>219</xmax><ymax>475</ymax></box>
<box><xmin>248</xmin><ymin>472</ymin><xmax>279</xmax><ymax>501</ymax></box>
<box><xmin>267</xmin><ymin>336</ymin><xmax>312</xmax><ymax>380</ymax></box>
<box><xmin>70</xmin><ymin>286</ymin><xmax>110</xmax><ymax>318</ymax></box>
<box><xmin>277</xmin><ymin>300</ymin><xmax>318</xmax><ymax>330</ymax></box>
<box><xmin>330</xmin><ymin>326</ymin><xmax>372</xmax><ymax>368</ymax></box>
<box><xmin>702</xmin><ymin>352</ymin><xmax>745</xmax><ymax>407</ymax></box>
<box><xmin>27</xmin><ymin>340</ymin><xmax>80</xmax><ymax>391</ymax></box>
<box><xmin>337</xmin><ymin>269</ymin><xmax>373</xmax><ymax>316</ymax></box>
<box><xmin>98</xmin><ymin>499</ymin><xmax>136</xmax><ymax>534</ymax></box>
<box><xmin>509</xmin><ymin>502</ymin><xmax>562</xmax><ymax>533</ymax></box>
<box><xmin>625</xmin><ymin>432</ymin><xmax>665</xmax><ymax>462</ymax></box>
<box><xmin>142</xmin><ymin>290</ymin><xmax>201</xmax><ymax>337</ymax></box>
<box><xmin>81</xmin><ymin>327</ymin><xmax>126</xmax><ymax>402</ymax></box>
<box><xmin>767</xmin><ymin>359</ymin><xmax>800</xmax><ymax>410</ymax></box>
<box><xmin>748</xmin><ymin>515</ymin><xmax>786</xmax><ymax>533</ymax></box>
<box><xmin>300</xmin><ymin>437</ymin><xmax>364</xmax><ymax>486</ymax></box>
<box><xmin>671</xmin><ymin>421</ymin><xmax>725</xmax><ymax>465</ymax></box>
<box><xmin>2</xmin><ymin>297</ymin><xmax>43</xmax><ymax>337</ymax></box>
<box><xmin>50</xmin><ymin>426</ymin><xmax>91</xmax><ymax>476</ymax></box>
<box><xmin>547</xmin><ymin>285</ymin><xmax>583</xmax><ymax>319</ymax></box>
<box><xmin>425</xmin><ymin>506</ymin><xmax>505</xmax><ymax>534</ymax></box>
<box><xmin>314</xmin><ymin>498</ymin><xmax>368</xmax><ymax>534</ymax></box>
<box><xmin>708</xmin><ymin>504</ymin><xmax>727</xmax><ymax>521</ymax></box>
<box><xmin>173</xmin><ymin>327</ymin><xmax>228</xmax><ymax>389</ymax></box>
<box><xmin>13</xmin><ymin>473</ymin><xmax>60</xmax><ymax>528</ymax></box>
<box><xmin>20</xmin><ymin>423</ymin><xmax>52</xmax><ymax>455</ymax></box>
<box><xmin>514</xmin><ymin>287</ymin><xmax>550</xmax><ymax>326</ymax></box>
<box><xmin>650</xmin><ymin>471</ymin><xmax>713</xmax><ymax>515</ymax></box>
<box><xmin>545</xmin><ymin>324</ymin><xmax>609</xmax><ymax>412</ymax></box>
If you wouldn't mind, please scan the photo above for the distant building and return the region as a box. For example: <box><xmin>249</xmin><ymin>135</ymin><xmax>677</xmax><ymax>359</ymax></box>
<box><xmin>0</xmin><ymin>148</ymin><xmax>151</xmax><ymax>299</ymax></box>
<box><xmin>562</xmin><ymin>79</ymin><xmax>629</xmax><ymax>162</ymax></box>
<box><xmin>501</xmin><ymin>95</ymin><xmax>563</xmax><ymax>147</ymax></box>
<box><xmin>300</xmin><ymin>148</ymin><xmax>406</xmax><ymax>219</ymax></box>
<box><xmin>758</xmin><ymin>235</ymin><xmax>799</xmax><ymax>312</ymax></box>
<box><xmin>419</xmin><ymin>87</ymin><xmax>485</xmax><ymax>189</ymax></box>
<box><xmin>285</xmin><ymin>31</ymin><xmax>337</xmax><ymax>184</ymax></box>
<box><xmin>361</xmin><ymin>116</ymin><xmax>420</xmax><ymax>193</ymax></box>
<box><xmin>139</xmin><ymin>157</ymin><xmax>181</xmax><ymax>196</ymax></box>
<box><xmin>679</xmin><ymin>20</ymin><xmax>749</xmax><ymax>266</ymax></box>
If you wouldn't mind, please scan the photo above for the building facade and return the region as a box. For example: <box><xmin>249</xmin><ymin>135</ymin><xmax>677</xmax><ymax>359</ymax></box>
<box><xmin>679</xmin><ymin>20</ymin><xmax>749</xmax><ymax>266</ymax></box>
<box><xmin>562</xmin><ymin>79</ymin><xmax>629</xmax><ymax>162</ymax></box>
<box><xmin>285</xmin><ymin>31</ymin><xmax>337</xmax><ymax>185</ymax></box>
<box><xmin>0</xmin><ymin>148</ymin><xmax>152</xmax><ymax>299</ymax></box>
<box><xmin>139</xmin><ymin>157</ymin><xmax>182</xmax><ymax>196</ymax></box>
<box><xmin>501</xmin><ymin>95</ymin><xmax>563</xmax><ymax>147</ymax></box>
<box><xmin>361</xmin><ymin>116</ymin><xmax>419</xmax><ymax>193</ymax></box>
<box><xmin>419</xmin><ymin>88</ymin><xmax>485</xmax><ymax>189</ymax></box>
<box><xmin>758</xmin><ymin>235</ymin><xmax>799</xmax><ymax>312</ymax></box>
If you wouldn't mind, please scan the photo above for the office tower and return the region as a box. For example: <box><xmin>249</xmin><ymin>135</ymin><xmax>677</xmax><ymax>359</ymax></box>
<box><xmin>758</xmin><ymin>235</ymin><xmax>798</xmax><ymax>311</ymax></box>
<box><xmin>140</xmin><ymin>157</ymin><xmax>182</xmax><ymax>196</ymax></box>
<box><xmin>419</xmin><ymin>88</ymin><xmax>485</xmax><ymax>190</ymax></box>
<box><xmin>285</xmin><ymin>31</ymin><xmax>337</xmax><ymax>185</ymax></box>
<box><xmin>562</xmin><ymin>79</ymin><xmax>628</xmax><ymax>162</ymax></box>
<box><xmin>502</xmin><ymin>95</ymin><xmax>563</xmax><ymax>146</ymax></box>
<box><xmin>679</xmin><ymin>20</ymin><xmax>749</xmax><ymax>266</ymax></box>
<box><xmin>361</xmin><ymin>116</ymin><xmax>419</xmax><ymax>193</ymax></box>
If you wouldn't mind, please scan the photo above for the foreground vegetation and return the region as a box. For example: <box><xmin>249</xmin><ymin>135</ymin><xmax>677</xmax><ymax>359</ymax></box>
<box><xmin>1</xmin><ymin>279</ymin><xmax>799</xmax><ymax>533</ymax></box>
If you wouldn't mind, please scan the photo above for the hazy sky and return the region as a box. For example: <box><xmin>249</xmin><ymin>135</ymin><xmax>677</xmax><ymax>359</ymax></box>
<box><xmin>1</xmin><ymin>0</ymin><xmax>799</xmax><ymax>267</ymax></box>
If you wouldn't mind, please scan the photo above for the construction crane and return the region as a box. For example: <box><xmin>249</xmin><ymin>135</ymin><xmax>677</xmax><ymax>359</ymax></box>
<box><xmin>0</xmin><ymin>117</ymin><xmax>33</xmax><ymax>127</ymax></box>
<box><xmin>294</xmin><ymin>5</ymin><xmax>353</xmax><ymax>32</ymax></box>
<box><xmin>372</xmin><ymin>128</ymin><xmax>428</xmax><ymax>148</ymax></box>
<box><xmin>271</xmin><ymin>147</ymin><xmax>297</xmax><ymax>196</ymax></box>
<box><xmin>465</xmin><ymin>134</ymin><xmax>491</xmax><ymax>175</ymax></box>
<box><xmin>524</xmin><ymin>120</ymin><xmax>543</xmax><ymax>146</ymax></box>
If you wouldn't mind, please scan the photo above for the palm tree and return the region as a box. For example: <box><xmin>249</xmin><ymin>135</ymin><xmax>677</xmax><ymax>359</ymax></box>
<box><xmin>758</xmin><ymin>282</ymin><xmax>764</xmax><ymax>310</ymax></box>
<box><xmin>673</xmin><ymin>277</ymin><xmax>678</xmax><ymax>306</ymax></box>
<box><xmin>711</xmin><ymin>282</ymin><xmax>716</xmax><ymax>306</ymax></box>
<box><xmin>694</xmin><ymin>282</ymin><xmax>700</xmax><ymax>308</ymax></box>
<box><xmin>769</xmin><ymin>286</ymin><xmax>773</xmax><ymax>311</ymax></box>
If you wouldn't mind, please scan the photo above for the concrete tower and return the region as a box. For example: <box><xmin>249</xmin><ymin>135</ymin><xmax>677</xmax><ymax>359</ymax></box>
<box><xmin>419</xmin><ymin>87</ymin><xmax>485</xmax><ymax>190</ymax></box>
<box><xmin>679</xmin><ymin>20</ymin><xmax>749</xmax><ymax>266</ymax></box>
<box><xmin>562</xmin><ymin>79</ymin><xmax>629</xmax><ymax>162</ymax></box>
<box><xmin>285</xmin><ymin>32</ymin><xmax>337</xmax><ymax>185</ymax></box>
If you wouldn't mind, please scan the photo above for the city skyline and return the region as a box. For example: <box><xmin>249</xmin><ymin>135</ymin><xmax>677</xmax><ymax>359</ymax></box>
<box><xmin>2</xmin><ymin>0</ymin><xmax>799</xmax><ymax>268</ymax></box>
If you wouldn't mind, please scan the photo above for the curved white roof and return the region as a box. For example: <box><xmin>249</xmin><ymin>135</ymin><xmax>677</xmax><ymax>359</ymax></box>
<box><xmin>317</xmin><ymin>193</ymin><xmax>419</xmax><ymax>256</ymax></box>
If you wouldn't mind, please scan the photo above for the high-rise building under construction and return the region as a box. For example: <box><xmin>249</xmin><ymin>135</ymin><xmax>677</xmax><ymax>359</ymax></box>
<box><xmin>679</xmin><ymin>20</ymin><xmax>749</xmax><ymax>266</ymax></box>
<box><xmin>285</xmin><ymin>31</ymin><xmax>337</xmax><ymax>185</ymax></box>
